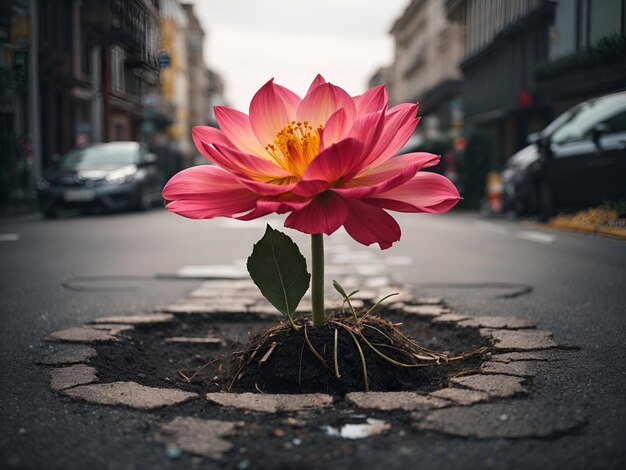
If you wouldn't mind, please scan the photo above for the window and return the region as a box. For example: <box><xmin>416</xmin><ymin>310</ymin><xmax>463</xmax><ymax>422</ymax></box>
<box><xmin>549</xmin><ymin>0</ymin><xmax>577</xmax><ymax>59</ymax></box>
<box><xmin>111</xmin><ymin>46</ymin><xmax>125</xmax><ymax>93</ymax></box>
<box><xmin>604</xmin><ymin>110</ymin><xmax>626</xmax><ymax>133</ymax></box>
<box><xmin>81</xmin><ymin>30</ymin><xmax>91</xmax><ymax>75</ymax></box>
<box><xmin>577</xmin><ymin>0</ymin><xmax>625</xmax><ymax>48</ymax></box>
<box><xmin>60</xmin><ymin>145</ymin><xmax>139</xmax><ymax>169</ymax></box>
<box><xmin>551</xmin><ymin>94</ymin><xmax>626</xmax><ymax>144</ymax></box>
<box><xmin>589</xmin><ymin>0</ymin><xmax>621</xmax><ymax>44</ymax></box>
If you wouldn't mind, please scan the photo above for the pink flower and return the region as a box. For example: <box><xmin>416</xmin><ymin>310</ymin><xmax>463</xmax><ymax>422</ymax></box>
<box><xmin>162</xmin><ymin>75</ymin><xmax>461</xmax><ymax>249</ymax></box>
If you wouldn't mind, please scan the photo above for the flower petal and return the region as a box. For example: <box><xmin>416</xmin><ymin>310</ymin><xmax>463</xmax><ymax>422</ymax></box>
<box><xmin>367</xmin><ymin>172</ymin><xmax>462</xmax><ymax>213</ymax></box>
<box><xmin>208</xmin><ymin>143</ymin><xmax>292</xmax><ymax>180</ymax></box>
<box><xmin>306</xmin><ymin>74</ymin><xmax>327</xmax><ymax>95</ymax></box>
<box><xmin>274</xmin><ymin>82</ymin><xmax>301</xmax><ymax>117</ymax></box>
<box><xmin>347</xmin><ymin>110</ymin><xmax>386</xmax><ymax>166</ymax></box>
<box><xmin>297</xmin><ymin>82</ymin><xmax>356</xmax><ymax>129</ymax></box>
<box><xmin>192</xmin><ymin>126</ymin><xmax>233</xmax><ymax>159</ymax></box>
<box><xmin>162</xmin><ymin>166</ymin><xmax>259</xmax><ymax>219</ymax></box>
<box><xmin>236</xmin><ymin>198</ymin><xmax>308</xmax><ymax>221</ymax></box>
<box><xmin>235</xmin><ymin>177</ymin><xmax>296</xmax><ymax>196</ymax></box>
<box><xmin>353</xmin><ymin>85</ymin><xmax>388</xmax><ymax>115</ymax></box>
<box><xmin>249</xmin><ymin>79</ymin><xmax>294</xmax><ymax>149</ymax></box>
<box><xmin>342</xmin><ymin>198</ymin><xmax>401</xmax><ymax>250</ymax></box>
<box><xmin>292</xmin><ymin>138</ymin><xmax>364</xmax><ymax>197</ymax></box>
<box><xmin>285</xmin><ymin>192</ymin><xmax>348</xmax><ymax>235</ymax></box>
<box><xmin>333</xmin><ymin>153</ymin><xmax>440</xmax><ymax>199</ymax></box>
<box><xmin>320</xmin><ymin>108</ymin><xmax>349</xmax><ymax>149</ymax></box>
<box><xmin>214</xmin><ymin>106</ymin><xmax>267</xmax><ymax>157</ymax></box>
<box><xmin>365</xmin><ymin>103</ymin><xmax>420</xmax><ymax>169</ymax></box>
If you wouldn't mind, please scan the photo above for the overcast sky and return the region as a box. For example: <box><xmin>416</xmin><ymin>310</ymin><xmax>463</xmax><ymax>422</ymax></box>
<box><xmin>185</xmin><ymin>0</ymin><xmax>409</xmax><ymax>110</ymax></box>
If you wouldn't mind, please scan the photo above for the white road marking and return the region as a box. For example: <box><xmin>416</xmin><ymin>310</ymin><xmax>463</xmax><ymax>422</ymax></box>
<box><xmin>0</xmin><ymin>233</ymin><xmax>20</xmax><ymax>241</ymax></box>
<box><xmin>356</xmin><ymin>265</ymin><xmax>386</xmax><ymax>276</ymax></box>
<box><xmin>516</xmin><ymin>230</ymin><xmax>555</xmax><ymax>244</ymax></box>
<box><xmin>331</xmin><ymin>251</ymin><xmax>378</xmax><ymax>264</ymax></box>
<box><xmin>176</xmin><ymin>265</ymin><xmax>248</xmax><ymax>279</ymax></box>
<box><xmin>475</xmin><ymin>221</ymin><xmax>508</xmax><ymax>235</ymax></box>
<box><xmin>218</xmin><ymin>218</ymin><xmax>283</xmax><ymax>229</ymax></box>
<box><xmin>385</xmin><ymin>256</ymin><xmax>414</xmax><ymax>266</ymax></box>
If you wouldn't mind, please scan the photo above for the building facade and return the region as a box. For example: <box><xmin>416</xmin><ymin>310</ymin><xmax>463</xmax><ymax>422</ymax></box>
<box><xmin>158</xmin><ymin>0</ymin><xmax>192</xmax><ymax>162</ymax></box>
<box><xmin>37</xmin><ymin>0</ymin><xmax>160</xmax><ymax>168</ymax></box>
<box><xmin>535</xmin><ymin>0</ymin><xmax>626</xmax><ymax>115</ymax></box>
<box><xmin>106</xmin><ymin>0</ymin><xmax>161</xmax><ymax>142</ymax></box>
<box><xmin>182</xmin><ymin>3</ymin><xmax>208</xmax><ymax>129</ymax></box>
<box><xmin>205</xmin><ymin>67</ymin><xmax>226</xmax><ymax>126</ymax></box>
<box><xmin>389</xmin><ymin>0</ymin><xmax>464</xmax><ymax>138</ymax></box>
<box><xmin>0</xmin><ymin>0</ymin><xmax>215</xmax><ymax>212</ymax></box>
<box><xmin>0</xmin><ymin>0</ymin><xmax>35</xmax><ymax>209</ymax></box>
<box><xmin>446</xmin><ymin>0</ymin><xmax>626</xmax><ymax>167</ymax></box>
<box><xmin>368</xmin><ymin>66</ymin><xmax>392</xmax><ymax>94</ymax></box>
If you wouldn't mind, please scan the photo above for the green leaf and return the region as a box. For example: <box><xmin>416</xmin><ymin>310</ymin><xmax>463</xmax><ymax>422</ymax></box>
<box><xmin>247</xmin><ymin>225</ymin><xmax>310</xmax><ymax>321</ymax></box>
<box><xmin>333</xmin><ymin>279</ymin><xmax>359</xmax><ymax>325</ymax></box>
<box><xmin>333</xmin><ymin>280</ymin><xmax>359</xmax><ymax>300</ymax></box>
<box><xmin>332</xmin><ymin>280</ymin><xmax>348</xmax><ymax>299</ymax></box>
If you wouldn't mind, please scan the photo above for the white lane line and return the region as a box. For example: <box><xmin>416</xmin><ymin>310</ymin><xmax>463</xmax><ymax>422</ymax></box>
<box><xmin>516</xmin><ymin>230</ymin><xmax>555</xmax><ymax>244</ymax></box>
<box><xmin>385</xmin><ymin>256</ymin><xmax>414</xmax><ymax>266</ymax></box>
<box><xmin>475</xmin><ymin>221</ymin><xmax>508</xmax><ymax>235</ymax></box>
<box><xmin>176</xmin><ymin>265</ymin><xmax>248</xmax><ymax>279</ymax></box>
<box><xmin>218</xmin><ymin>218</ymin><xmax>283</xmax><ymax>229</ymax></box>
<box><xmin>0</xmin><ymin>233</ymin><xmax>20</xmax><ymax>241</ymax></box>
<box><xmin>331</xmin><ymin>251</ymin><xmax>377</xmax><ymax>264</ymax></box>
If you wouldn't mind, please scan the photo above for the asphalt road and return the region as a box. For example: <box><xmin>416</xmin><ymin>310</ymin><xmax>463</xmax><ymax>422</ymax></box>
<box><xmin>1</xmin><ymin>208</ymin><xmax>624</xmax><ymax>469</ymax></box>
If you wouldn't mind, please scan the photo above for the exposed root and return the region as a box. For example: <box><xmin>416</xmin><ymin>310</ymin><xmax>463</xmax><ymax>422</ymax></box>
<box><xmin>346</xmin><ymin>327</ymin><xmax>369</xmax><ymax>391</ymax></box>
<box><xmin>177</xmin><ymin>370</ymin><xmax>191</xmax><ymax>382</ymax></box>
<box><xmin>228</xmin><ymin>313</ymin><xmax>488</xmax><ymax>394</ymax></box>
<box><xmin>259</xmin><ymin>341</ymin><xmax>278</xmax><ymax>365</ymax></box>
<box><xmin>180</xmin><ymin>356</ymin><xmax>225</xmax><ymax>384</ymax></box>
<box><xmin>304</xmin><ymin>322</ymin><xmax>331</xmax><ymax>371</ymax></box>
<box><xmin>228</xmin><ymin>322</ymin><xmax>292</xmax><ymax>391</ymax></box>
<box><xmin>333</xmin><ymin>328</ymin><xmax>341</xmax><ymax>378</ymax></box>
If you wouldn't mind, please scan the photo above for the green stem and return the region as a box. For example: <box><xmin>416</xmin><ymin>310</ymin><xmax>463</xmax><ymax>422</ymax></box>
<box><xmin>311</xmin><ymin>233</ymin><xmax>325</xmax><ymax>327</ymax></box>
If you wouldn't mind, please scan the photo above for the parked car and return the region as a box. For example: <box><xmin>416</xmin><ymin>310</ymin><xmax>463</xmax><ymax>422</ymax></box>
<box><xmin>38</xmin><ymin>142</ymin><xmax>164</xmax><ymax>218</ymax></box>
<box><xmin>502</xmin><ymin>143</ymin><xmax>541</xmax><ymax>216</ymax></box>
<box><xmin>503</xmin><ymin>91</ymin><xmax>626</xmax><ymax>219</ymax></box>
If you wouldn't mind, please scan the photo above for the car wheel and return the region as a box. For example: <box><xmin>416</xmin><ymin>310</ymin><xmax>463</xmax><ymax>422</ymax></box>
<box><xmin>512</xmin><ymin>198</ymin><xmax>527</xmax><ymax>217</ymax></box>
<box><xmin>538</xmin><ymin>181</ymin><xmax>556</xmax><ymax>222</ymax></box>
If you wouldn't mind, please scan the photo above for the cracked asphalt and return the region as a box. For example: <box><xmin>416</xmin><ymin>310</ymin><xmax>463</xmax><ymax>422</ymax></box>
<box><xmin>1</xmin><ymin>209</ymin><xmax>625</xmax><ymax>469</ymax></box>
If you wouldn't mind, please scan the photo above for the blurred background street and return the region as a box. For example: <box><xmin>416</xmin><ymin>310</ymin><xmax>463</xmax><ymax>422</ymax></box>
<box><xmin>1</xmin><ymin>0</ymin><xmax>626</xmax><ymax>468</ymax></box>
<box><xmin>1</xmin><ymin>0</ymin><xmax>625</xmax><ymax>220</ymax></box>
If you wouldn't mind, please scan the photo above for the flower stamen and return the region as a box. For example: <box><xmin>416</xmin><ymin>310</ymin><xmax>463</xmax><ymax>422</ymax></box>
<box><xmin>266</xmin><ymin>122</ymin><xmax>321</xmax><ymax>178</ymax></box>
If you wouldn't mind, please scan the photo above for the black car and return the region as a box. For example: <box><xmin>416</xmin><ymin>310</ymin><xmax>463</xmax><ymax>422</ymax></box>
<box><xmin>503</xmin><ymin>91</ymin><xmax>626</xmax><ymax>219</ymax></box>
<box><xmin>38</xmin><ymin>142</ymin><xmax>163</xmax><ymax>218</ymax></box>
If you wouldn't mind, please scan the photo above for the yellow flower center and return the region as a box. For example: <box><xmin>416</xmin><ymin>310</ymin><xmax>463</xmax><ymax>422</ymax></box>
<box><xmin>265</xmin><ymin>121</ymin><xmax>322</xmax><ymax>180</ymax></box>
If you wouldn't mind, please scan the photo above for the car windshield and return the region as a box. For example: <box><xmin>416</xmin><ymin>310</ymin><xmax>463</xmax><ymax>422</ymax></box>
<box><xmin>60</xmin><ymin>145</ymin><xmax>139</xmax><ymax>170</ymax></box>
<box><xmin>549</xmin><ymin>93</ymin><xmax>626</xmax><ymax>144</ymax></box>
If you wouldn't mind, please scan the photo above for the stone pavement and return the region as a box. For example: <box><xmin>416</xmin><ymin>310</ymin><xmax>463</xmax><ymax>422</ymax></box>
<box><xmin>39</xmin><ymin>286</ymin><xmax>577</xmax><ymax>462</ymax></box>
<box><xmin>37</xmin><ymin>235</ymin><xmax>582</xmax><ymax>465</ymax></box>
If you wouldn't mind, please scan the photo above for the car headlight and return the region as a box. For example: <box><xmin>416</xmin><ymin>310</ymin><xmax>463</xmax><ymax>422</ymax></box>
<box><xmin>105</xmin><ymin>165</ymin><xmax>138</xmax><ymax>185</ymax></box>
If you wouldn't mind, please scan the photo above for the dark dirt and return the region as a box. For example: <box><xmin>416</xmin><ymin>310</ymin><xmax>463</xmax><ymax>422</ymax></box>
<box><xmin>232</xmin><ymin>317</ymin><xmax>485</xmax><ymax>397</ymax></box>
<box><xmin>89</xmin><ymin>307</ymin><xmax>489</xmax><ymax>397</ymax></box>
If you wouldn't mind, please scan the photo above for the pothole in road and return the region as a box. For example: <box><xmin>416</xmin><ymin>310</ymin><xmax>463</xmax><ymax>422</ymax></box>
<box><xmin>88</xmin><ymin>306</ymin><xmax>488</xmax><ymax>398</ymax></box>
<box><xmin>40</xmin><ymin>281</ymin><xmax>583</xmax><ymax>465</ymax></box>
